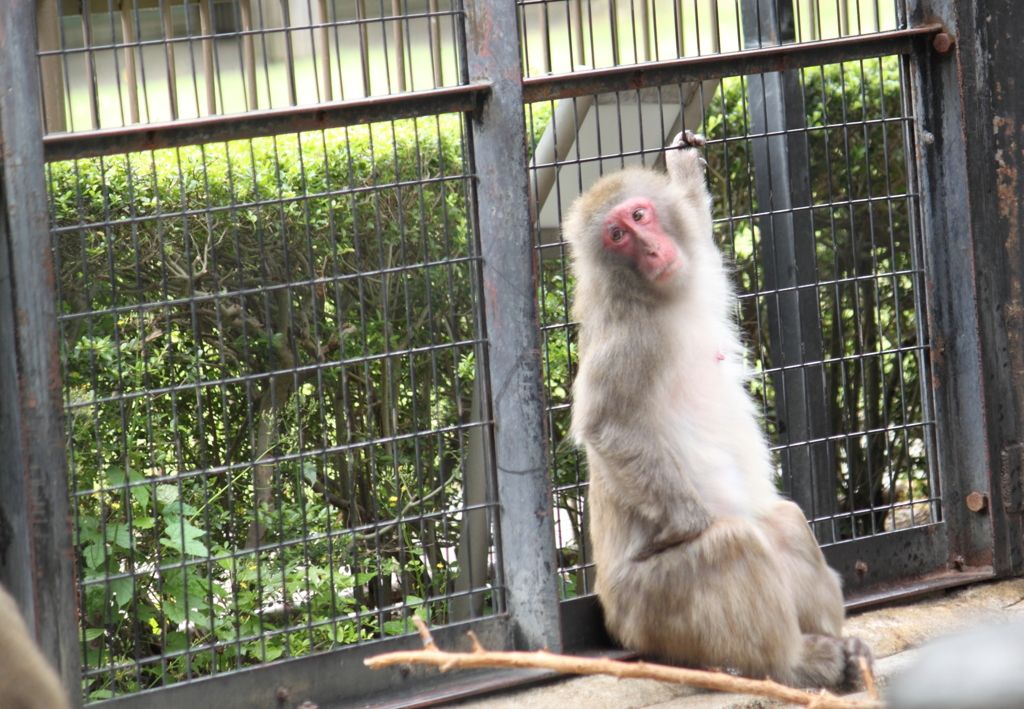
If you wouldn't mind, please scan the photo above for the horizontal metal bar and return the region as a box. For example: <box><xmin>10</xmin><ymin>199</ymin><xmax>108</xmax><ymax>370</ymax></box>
<box><xmin>522</xmin><ymin>24</ymin><xmax>945</xmax><ymax>104</ymax></box>
<box><xmin>43</xmin><ymin>83</ymin><xmax>491</xmax><ymax>163</ymax></box>
<box><xmin>845</xmin><ymin>567</ymin><xmax>996</xmax><ymax>611</ymax></box>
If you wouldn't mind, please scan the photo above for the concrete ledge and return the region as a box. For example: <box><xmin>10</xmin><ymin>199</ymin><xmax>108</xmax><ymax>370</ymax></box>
<box><xmin>445</xmin><ymin>578</ymin><xmax>1024</xmax><ymax>709</ymax></box>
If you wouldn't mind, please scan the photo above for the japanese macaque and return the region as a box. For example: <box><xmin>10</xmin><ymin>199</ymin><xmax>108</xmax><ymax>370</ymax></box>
<box><xmin>0</xmin><ymin>583</ymin><xmax>71</xmax><ymax>709</ymax></box>
<box><xmin>566</xmin><ymin>131</ymin><xmax>872</xmax><ymax>688</ymax></box>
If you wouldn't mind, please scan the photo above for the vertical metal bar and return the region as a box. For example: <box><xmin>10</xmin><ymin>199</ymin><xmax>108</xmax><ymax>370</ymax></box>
<box><xmin>537</xmin><ymin>2</ymin><xmax>551</xmax><ymax>75</ymax></box>
<box><xmin>160</xmin><ymin>0</ymin><xmax>180</xmax><ymax>119</ymax></box>
<box><xmin>120</xmin><ymin>0</ymin><xmax>140</xmax><ymax>123</ymax></box>
<box><xmin>911</xmin><ymin>0</ymin><xmax>1020</xmax><ymax>573</ymax></box>
<box><xmin>741</xmin><ymin>0</ymin><xmax>836</xmax><ymax>534</ymax></box>
<box><xmin>0</xmin><ymin>0</ymin><xmax>81</xmax><ymax>704</ymax></box>
<box><xmin>36</xmin><ymin>0</ymin><xmax>67</xmax><ymax>132</ymax></box>
<box><xmin>451</xmin><ymin>381</ymin><xmax>487</xmax><ymax>620</ymax></box>
<box><xmin>608</xmin><ymin>0</ymin><xmax>620</xmax><ymax>66</ymax></box>
<box><xmin>281</xmin><ymin>0</ymin><xmax>297</xmax><ymax>105</ymax></box>
<box><xmin>569</xmin><ymin>0</ymin><xmax>584</xmax><ymax>67</ymax></box>
<box><xmin>199</xmin><ymin>0</ymin><xmax>217</xmax><ymax>115</ymax></box>
<box><xmin>392</xmin><ymin>0</ymin><xmax>406</xmax><ymax>92</ymax></box>
<box><xmin>317</xmin><ymin>0</ymin><xmax>332</xmax><ymax>101</ymax></box>
<box><xmin>80</xmin><ymin>6</ymin><xmax>100</xmax><ymax>129</ymax></box>
<box><xmin>239</xmin><ymin>0</ymin><xmax>258</xmax><ymax>109</ymax></box>
<box><xmin>428</xmin><ymin>0</ymin><xmax>443</xmax><ymax>86</ymax></box>
<box><xmin>357</xmin><ymin>0</ymin><xmax>371</xmax><ymax>96</ymax></box>
<box><xmin>637</xmin><ymin>0</ymin><xmax>650</xmax><ymax>62</ymax></box>
<box><xmin>465</xmin><ymin>0</ymin><xmax>562</xmax><ymax>653</ymax></box>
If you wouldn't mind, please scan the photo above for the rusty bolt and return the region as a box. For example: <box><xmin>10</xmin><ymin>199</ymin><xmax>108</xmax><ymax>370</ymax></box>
<box><xmin>953</xmin><ymin>555</ymin><xmax>966</xmax><ymax>571</ymax></box>
<box><xmin>933</xmin><ymin>33</ymin><xmax>955</xmax><ymax>54</ymax></box>
<box><xmin>855</xmin><ymin>560</ymin><xmax>868</xmax><ymax>578</ymax></box>
<box><xmin>966</xmin><ymin>491</ymin><xmax>988</xmax><ymax>513</ymax></box>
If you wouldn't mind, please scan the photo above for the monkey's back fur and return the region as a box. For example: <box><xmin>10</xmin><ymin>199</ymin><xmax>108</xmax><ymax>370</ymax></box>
<box><xmin>565</xmin><ymin>134</ymin><xmax>870</xmax><ymax>688</ymax></box>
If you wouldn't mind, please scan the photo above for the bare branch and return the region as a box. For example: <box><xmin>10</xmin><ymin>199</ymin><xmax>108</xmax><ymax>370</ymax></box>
<box><xmin>365</xmin><ymin>625</ymin><xmax>884</xmax><ymax>709</ymax></box>
<box><xmin>353</xmin><ymin>467</ymin><xmax>460</xmax><ymax>541</ymax></box>
<box><xmin>858</xmin><ymin>656</ymin><xmax>878</xmax><ymax>701</ymax></box>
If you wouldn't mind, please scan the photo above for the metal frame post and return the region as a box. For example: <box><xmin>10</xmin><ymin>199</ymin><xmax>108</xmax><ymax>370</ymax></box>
<box><xmin>913</xmin><ymin>0</ymin><xmax>1024</xmax><ymax>574</ymax></box>
<box><xmin>0</xmin><ymin>0</ymin><xmax>81</xmax><ymax>704</ymax></box>
<box><xmin>464</xmin><ymin>0</ymin><xmax>563</xmax><ymax>652</ymax></box>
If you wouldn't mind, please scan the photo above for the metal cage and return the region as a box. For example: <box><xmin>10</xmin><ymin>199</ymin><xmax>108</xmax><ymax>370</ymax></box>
<box><xmin>0</xmin><ymin>0</ymin><xmax>1015</xmax><ymax>707</ymax></box>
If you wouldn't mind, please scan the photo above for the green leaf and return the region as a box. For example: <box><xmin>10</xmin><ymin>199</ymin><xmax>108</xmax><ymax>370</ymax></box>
<box><xmin>104</xmin><ymin>523</ymin><xmax>131</xmax><ymax>549</ymax></box>
<box><xmin>82</xmin><ymin>544</ymin><xmax>105</xmax><ymax>570</ymax></box>
<box><xmin>162</xmin><ymin>600</ymin><xmax>186</xmax><ymax>625</ymax></box>
<box><xmin>161</xmin><ymin>517</ymin><xmax>210</xmax><ymax>557</ymax></box>
<box><xmin>156</xmin><ymin>485</ymin><xmax>180</xmax><ymax>507</ymax></box>
<box><xmin>382</xmin><ymin>619</ymin><xmax>407</xmax><ymax>636</ymax></box>
<box><xmin>301</xmin><ymin>461</ymin><xmax>318</xmax><ymax>485</ymax></box>
<box><xmin>109</xmin><ymin>577</ymin><xmax>134</xmax><ymax>608</ymax></box>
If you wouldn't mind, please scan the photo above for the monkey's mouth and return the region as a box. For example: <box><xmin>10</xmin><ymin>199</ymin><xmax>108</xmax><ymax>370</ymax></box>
<box><xmin>653</xmin><ymin>256</ymin><xmax>682</xmax><ymax>283</ymax></box>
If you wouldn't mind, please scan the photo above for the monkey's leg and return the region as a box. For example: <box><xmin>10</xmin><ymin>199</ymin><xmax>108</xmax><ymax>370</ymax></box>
<box><xmin>761</xmin><ymin>501</ymin><xmax>875</xmax><ymax>688</ymax></box>
<box><xmin>762</xmin><ymin>501</ymin><xmax>844</xmax><ymax>636</ymax></box>
<box><xmin>599</xmin><ymin>517</ymin><xmax>808</xmax><ymax>683</ymax></box>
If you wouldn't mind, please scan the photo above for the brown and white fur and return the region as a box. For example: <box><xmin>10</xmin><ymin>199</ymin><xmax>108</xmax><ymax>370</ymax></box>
<box><xmin>0</xmin><ymin>583</ymin><xmax>71</xmax><ymax>709</ymax></box>
<box><xmin>565</xmin><ymin>131</ymin><xmax>871</xmax><ymax>688</ymax></box>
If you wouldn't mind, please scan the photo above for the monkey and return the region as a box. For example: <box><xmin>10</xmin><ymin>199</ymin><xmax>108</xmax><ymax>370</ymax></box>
<box><xmin>0</xmin><ymin>583</ymin><xmax>71</xmax><ymax>709</ymax></box>
<box><xmin>565</xmin><ymin>130</ymin><xmax>872</xmax><ymax>688</ymax></box>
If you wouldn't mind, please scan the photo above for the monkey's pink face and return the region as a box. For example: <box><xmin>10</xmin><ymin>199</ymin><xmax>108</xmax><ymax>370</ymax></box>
<box><xmin>602</xmin><ymin>197</ymin><xmax>682</xmax><ymax>283</ymax></box>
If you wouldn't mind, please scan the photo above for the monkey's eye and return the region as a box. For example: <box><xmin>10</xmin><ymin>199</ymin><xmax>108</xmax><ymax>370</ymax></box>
<box><xmin>610</xmin><ymin>229</ymin><xmax>625</xmax><ymax>242</ymax></box>
<box><xmin>632</xmin><ymin>208</ymin><xmax>646</xmax><ymax>222</ymax></box>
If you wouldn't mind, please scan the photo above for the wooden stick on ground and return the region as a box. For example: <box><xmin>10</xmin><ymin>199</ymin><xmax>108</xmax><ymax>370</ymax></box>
<box><xmin>364</xmin><ymin>617</ymin><xmax>884</xmax><ymax>709</ymax></box>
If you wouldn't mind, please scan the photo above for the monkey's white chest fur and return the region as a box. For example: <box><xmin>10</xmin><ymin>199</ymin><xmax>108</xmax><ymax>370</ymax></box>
<box><xmin>654</xmin><ymin>298</ymin><xmax>779</xmax><ymax>521</ymax></box>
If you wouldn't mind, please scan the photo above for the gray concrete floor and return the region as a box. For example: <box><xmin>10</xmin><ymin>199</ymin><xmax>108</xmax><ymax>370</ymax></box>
<box><xmin>441</xmin><ymin>578</ymin><xmax>1024</xmax><ymax>709</ymax></box>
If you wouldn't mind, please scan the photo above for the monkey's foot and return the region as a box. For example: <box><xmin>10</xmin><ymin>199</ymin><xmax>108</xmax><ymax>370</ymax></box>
<box><xmin>667</xmin><ymin>129</ymin><xmax>708</xmax><ymax>171</ymax></box>
<box><xmin>670</xmin><ymin>130</ymin><xmax>706</xmax><ymax>150</ymax></box>
<box><xmin>841</xmin><ymin>636</ymin><xmax>875</xmax><ymax>689</ymax></box>
<box><xmin>666</xmin><ymin>131</ymin><xmax>708</xmax><ymax>181</ymax></box>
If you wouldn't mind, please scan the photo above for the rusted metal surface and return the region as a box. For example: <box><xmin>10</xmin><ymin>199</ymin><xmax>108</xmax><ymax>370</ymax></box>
<box><xmin>42</xmin><ymin>83</ymin><xmax>491</xmax><ymax>162</ymax></box>
<box><xmin>0</xmin><ymin>0</ymin><xmax>81</xmax><ymax>704</ymax></box>
<box><xmin>824</xmin><ymin>525</ymin><xmax>950</xmax><ymax>593</ymax></box>
<box><xmin>908</xmin><ymin>0</ymin><xmax>1017</xmax><ymax>574</ymax></box>
<box><xmin>522</xmin><ymin>24</ymin><xmax>944</xmax><ymax>104</ymax></box>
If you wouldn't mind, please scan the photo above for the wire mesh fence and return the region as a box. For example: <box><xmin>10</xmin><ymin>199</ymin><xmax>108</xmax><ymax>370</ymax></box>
<box><xmin>524</xmin><ymin>0</ymin><xmax>936</xmax><ymax>599</ymax></box>
<box><xmin>47</xmin><ymin>117</ymin><xmax>501</xmax><ymax>698</ymax></box>
<box><xmin>38</xmin><ymin>0</ymin><xmax>464</xmax><ymax>133</ymax></box>
<box><xmin>518</xmin><ymin>0</ymin><xmax>906</xmax><ymax>79</ymax></box>
<box><xmin>14</xmin><ymin>0</ymin><xmax>964</xmax><ymax>704</ymax></box>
